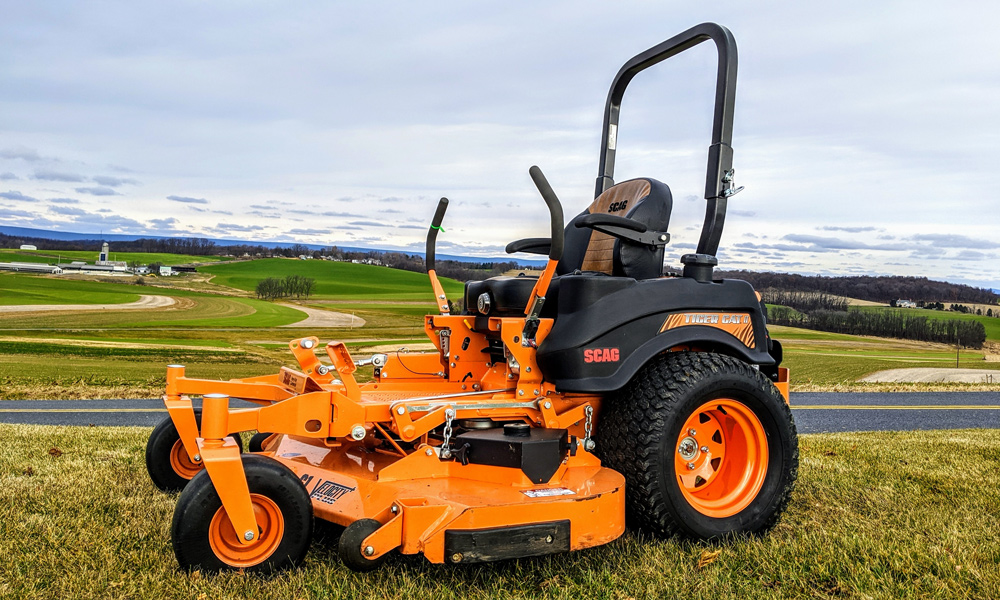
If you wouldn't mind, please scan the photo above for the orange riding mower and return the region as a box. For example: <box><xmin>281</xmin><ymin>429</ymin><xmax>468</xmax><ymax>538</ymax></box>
<box><xmin>145</xmin><ymin>23</ymin><xmax>796</xmax><ymax>573</ymax></box>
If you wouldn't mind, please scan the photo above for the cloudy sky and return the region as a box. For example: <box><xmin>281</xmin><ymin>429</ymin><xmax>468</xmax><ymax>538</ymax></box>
<box><xmin>1</xmin><ymin>1</ymin><xmax>998</xmax><ymax>288</ymax></box>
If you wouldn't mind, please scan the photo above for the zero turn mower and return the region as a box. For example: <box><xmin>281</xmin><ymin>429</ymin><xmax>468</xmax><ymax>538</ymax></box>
<box><xmin>146</xmin><ymin>22</ymin><xmax>797</xmax><ymax>572</ymax></box>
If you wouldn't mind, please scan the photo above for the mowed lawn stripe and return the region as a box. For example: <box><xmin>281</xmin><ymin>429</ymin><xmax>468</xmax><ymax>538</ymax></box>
<box><xmin>0</xmin><ymin>273</ymin><xmax>141</xmax><ymax>306</ymax></box>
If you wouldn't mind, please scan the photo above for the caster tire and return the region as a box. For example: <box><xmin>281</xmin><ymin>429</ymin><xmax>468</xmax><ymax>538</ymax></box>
<box><xmin>146</xmin><ymin>408</ymin><xmax>243</xmax><ymax>492</ymax></box>
<box><xmin>338</xmin><ymin>518</ymin><xmax>390</xmax><ymax>572</ymax></box>
<box><xmin>248</xmin><ymin>432</ymin><xmax>275</xmax><ymax>453</ymax></box>
<box><xmin>597</xmin><ymin>351</ymin><xmax>798</xmax><ymax>540</ymax></box>
<box><xmin>172</xmin><ymin>454</ymin><xmax>313</xmax><ymax>572</ymax></box>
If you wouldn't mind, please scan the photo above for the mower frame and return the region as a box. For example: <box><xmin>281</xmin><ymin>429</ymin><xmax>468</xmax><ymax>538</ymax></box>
<box><xmin>151</xmin><ymin>22</ymin><xmax>795</xmax><ymax>572</ymax></box>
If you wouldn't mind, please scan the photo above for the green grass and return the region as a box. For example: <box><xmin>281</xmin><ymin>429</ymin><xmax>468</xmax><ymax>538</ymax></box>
<box><xmin>0</xmin><ymin>341</ymin><xmax>244</xmax><ymax>359</ymax></box>
<box><xmin>200</xmin><ymin>259</ymin><xmax>465</xmax><ymax>301</ymax></box>
<box><xmin>0</xmin><ymin>275</ymin><xmax>307</xmax><ymax>328</ymax></box>
<box><xmin>0</xmin><ymin>425</ymin><xmax>997</xmax><ymax>599</ymax></box>
<box><xmin>7</xmin><ymin>335</ymin><xmax>234</xmax><ymax>348</ymax></box>
<box><xmin>0</xmin><ymin>273</ymin><xmax>141</xmax><ymax>306</ymax></box>
<box><xmin>854</xmin><ymin>305</ymin><xmax>1000</xmax><ymax>342</ymax></box>
<box><xmin>0</xmin><ymin>353</ymin><xmax>281</xmax><ymax>400</ymax></box>
<box><xmin>128</xmin><ymin>297</ymin><xmax>306</xmax><ymax>328</ymax></box>
<box><xmin>0</xmin><ymin>249</ymin><xmax>231</xmax><ymax>266</ymax></box>
<box><xmin>767</xmin><ymin>325</ymin><xmax>1000</xmax><ymax>387</ymax></box>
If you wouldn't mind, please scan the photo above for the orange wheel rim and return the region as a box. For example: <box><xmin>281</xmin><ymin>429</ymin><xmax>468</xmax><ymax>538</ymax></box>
<box><xmin>168</xmin><ymin>439</ymin><xmax>202</xmax><ymax>480</ymax></box>
<box><xmin>209</xmin><ymin>494</ymin><xmax>284</xmax><ymax>568</ymax></box>
<box><xmin>674</xmin><ymin>398</ymin><xmax>768</xmax><ymax>518</ymax></box>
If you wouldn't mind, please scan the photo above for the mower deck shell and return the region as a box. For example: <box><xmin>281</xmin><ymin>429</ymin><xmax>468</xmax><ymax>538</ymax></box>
<box><xmin>264</xmin><ymin>433</ymin><xmax>625</xmax><ymax>563</ymax></box>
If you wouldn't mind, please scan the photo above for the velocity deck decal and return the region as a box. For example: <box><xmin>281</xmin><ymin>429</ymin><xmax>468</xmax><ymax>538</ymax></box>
<box><xmin>659</xmin><ymin>312</ymin><xmax>755</xmax><ymax>348</ymax></box>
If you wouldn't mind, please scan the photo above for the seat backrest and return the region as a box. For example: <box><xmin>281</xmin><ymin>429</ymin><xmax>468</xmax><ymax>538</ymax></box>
<box><xmin>558</xmin><ymin>177</ymin><xmax>672</xmax><ymax>279</ymax></box>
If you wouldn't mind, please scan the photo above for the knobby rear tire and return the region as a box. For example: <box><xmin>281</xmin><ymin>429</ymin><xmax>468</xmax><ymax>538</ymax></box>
<box><xmin>597</xmin><ymin>351</ymin><xmax>798</xmax><ymax>539</ymax></box>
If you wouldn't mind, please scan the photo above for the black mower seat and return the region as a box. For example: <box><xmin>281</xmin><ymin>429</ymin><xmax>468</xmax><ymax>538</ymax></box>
<box><xmin>560</xmin><ymin>177</ymin><xmax>672</xmax><ymax>279</ymax></box>
<box><xmin>463</xmin><ymin>178</ymin><xmax>672</xmax><ymax>319</ymax></box>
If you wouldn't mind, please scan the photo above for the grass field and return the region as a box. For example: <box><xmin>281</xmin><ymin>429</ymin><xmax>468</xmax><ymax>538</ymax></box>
<box><xmin>0</xmin><ymin>248</ymin><xmax>232</xmax><ymax>266</ymax></box>
<box><xmin>0</xmin><ymin>273</ymin><xmax>142</xmax><ymax>306</ymax></box>
<box><xmin>3</xmin><ymin>266</ymin><xmax>1000</xmax><ymax>398</ymax></box>
<box><xmin>771</xmin><ymin>325</ymin><xmax>1000</xmax><ymax>389</ymax></box>
<box><xmin>0</xmin><ymin>273</ymin><xmax>307</xmax><ymax>329</ymax></box>
<box><xmin>1</xmin><ymin>424</ymin><xmax>997</xmax><ymax>599</ymax></box>
<box><xmin>200</xmin><ymin>259</ymin><xmax>465</xmax><ymax>300</ymax></box>
<box><xmin>855</xmin><ymin>305</ymin><xmax>1000</xmax><ymax>342</ymax></box>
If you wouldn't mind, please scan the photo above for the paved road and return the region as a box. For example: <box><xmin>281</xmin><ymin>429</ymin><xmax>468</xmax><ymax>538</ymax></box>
<box><xmin>1</xmin><ymin>392</ymin><xmax>998</xmax><ymax>433</ymax></box>
<box><xmin>790</xmin><ymin>392</ymin><xmax>1000</xmax><ymax>433</ymax></box>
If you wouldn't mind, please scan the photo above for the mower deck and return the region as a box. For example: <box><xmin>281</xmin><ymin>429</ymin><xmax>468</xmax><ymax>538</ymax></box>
<box><xmin>263</xmin><ymin>433</ymin><xmax>624</xmax><ymax>563</ymax></box>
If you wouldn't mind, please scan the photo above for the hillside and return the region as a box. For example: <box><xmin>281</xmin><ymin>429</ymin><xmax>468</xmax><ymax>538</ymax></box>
<box><xmin>199</xmin><ymin>258</ymin><xmax>465</xmax><ymax>301</ymax></box>
<box><xmin>721</xmin><ymin>271</ymin><xmax>999</xmax><ymax>305</ymax></box>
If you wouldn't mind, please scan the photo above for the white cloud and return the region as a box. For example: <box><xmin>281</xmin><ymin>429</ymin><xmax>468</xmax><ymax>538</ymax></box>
<box><xmin>0</xmin><ymin>190</ymin><xmax>36</xmax><ymax>201</ymax></box>
<box><xmin>75</xmin><ymin>186</ymin><xmax>120</xmax><ymax>196</ymax></box>
<box><xmin>0</xmin><ymin>1</ymin><xmax>998</xmax><ymax>286</ymax></box>
<box><xmin>167</xmin><ymin>195</ymin><xmax>208</xmax><ymax>204</ymax></box>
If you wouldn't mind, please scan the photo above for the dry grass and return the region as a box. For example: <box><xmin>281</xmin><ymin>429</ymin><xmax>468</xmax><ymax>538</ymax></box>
<box><xmin>0</xmin><ymin>381</ymin><xmax>163</xmax><ymax>400</ymax></box>
<box><xmin>792</xmin><ymin>381</ymin><xmax>1000</xmax><ymax>393</ymax></box>
<box><xmin>1</xmin><ymin>424</ymin><xmax>998</xmax><ymax>599</ymax></box>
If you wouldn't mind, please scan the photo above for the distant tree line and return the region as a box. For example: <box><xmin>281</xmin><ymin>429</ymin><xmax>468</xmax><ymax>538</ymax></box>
<box><xmin>0</xmin><ymin>233</ymin><xmax>221</xmax><ymax>256</ymax></box>
<box><xmin>943</xmin><ymin>303</ymin><xmax>995</xmax><ymax>316</ymax></box>
<box><xmin>343</xmin><ymin>250</ymin><xmax>522</xmax><ymax>282</ymax></box>
<box><xmin>255</xmin><ymin>275</ymin><xmax>316</xmax><ymax>300</ymax></box>
<box><xmin>767</xmin><ymin>307</ymin><xmax>987</xmax><ymax>349</ymax></box>
<box><xmin>720</xmin><ymin>270</ymin><xmax>999</xmax><ymax>305</ymax></box>
<box><xmin>760</xmin><ymin>289</ymin><xmax>848</xmax><ymax>313</ymax></box>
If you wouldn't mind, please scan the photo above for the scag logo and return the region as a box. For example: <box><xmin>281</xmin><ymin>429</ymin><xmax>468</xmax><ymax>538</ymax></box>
<box><xmin>584</xmin><ymin>347</ymin><xmax>620</xmax><ymax>363</ymax></box>
<box><xmin>608</xmin><ymin>200</ymin><xmax>629</xmax><ymax>213</ymax></box>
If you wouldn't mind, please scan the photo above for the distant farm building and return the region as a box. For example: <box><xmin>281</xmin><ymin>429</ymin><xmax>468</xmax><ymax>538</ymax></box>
<box><xmin>19</xmin><ymin>244</ymin><xmax>37</xmax><ymax>250</ymax></box>
<box><xmin>58</xmin><ymin>263</ymin><xmax>127</xmax><ymax>274</ymax></box>
<box><xmin>896</xmin><ymin>299</ymin><xmax>917</xmax><ymax>308</ymax></box>
<box><xmin>57</xmin><ymin>241</ymin><xmax>129</xmax><ymax>274</ymax></box>
<box><xmin>159</xmin><ymin>266</ymin><xmax>173</xmax><ymax>276</ymax></box>
<box><xmin>0</xmin><ymin>262</ymin><xmax>63</xmax><ymax>274</ymax></box>
<box><xmin>96</xmin><ymin>242</ymin><xmax>128</xmax><ymax>269</ymax></box>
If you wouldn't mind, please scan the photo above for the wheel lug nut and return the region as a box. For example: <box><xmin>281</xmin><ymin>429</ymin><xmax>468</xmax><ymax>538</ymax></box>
<box><xmin>686</xmin><ymin>462</ymin><xmax>695</xmax><ymax>470</ymax></box>
<box><xmin>701</xmin><ymin>446</ymin><xmax>709</xmax><ymax>453</ymax></box>
<box><xmin>688</xmin><ymin>429</ymin><xmax>697</xmax><ymax>436</ymax></box>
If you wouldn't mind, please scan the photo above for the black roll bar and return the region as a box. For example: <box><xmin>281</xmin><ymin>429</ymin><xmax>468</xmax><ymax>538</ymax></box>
<box><xmin>425</xmin><ymin>197</ymin><xmax>449</xmax><ymax>273</ymax></box>
<box><xmin>528</xmin><ymin>166</ymin><xmax>565</xmax><ymax>263</ymax></box>
<box><xmin>595</xmin><ymin>22</ymin><xmax>738</xmax><ymax>257</ymax></box>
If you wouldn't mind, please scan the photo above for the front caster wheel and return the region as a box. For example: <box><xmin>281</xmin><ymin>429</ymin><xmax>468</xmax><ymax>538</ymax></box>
<box><xmin>598</xmin><ymin>351</ymin><xmax>798</xmax><ymax>540</ymax></box>
<box><xmin>338</xmin><ymin>518</ymin><xmax>390</xmax><ymax>572</ymax></box>
<box><xmin>171</xmin><ymin>455</ymin><xmax>313</xmax><ymax>572</ymax></box>
<box><xmin>146</xmin><ymin>408</ymin><xmax>244</xmax><ymax>492</ymax></box>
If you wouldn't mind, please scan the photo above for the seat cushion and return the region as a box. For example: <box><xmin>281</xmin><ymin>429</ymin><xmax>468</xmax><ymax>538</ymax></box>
<box><xmin>558</xmin><ymin>177</ymin><xmax>672</xmax><ymax>280</ymax></box>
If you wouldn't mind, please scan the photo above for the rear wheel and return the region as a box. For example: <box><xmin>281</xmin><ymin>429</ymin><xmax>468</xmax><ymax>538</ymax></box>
<box><xmin>146</xmin><ymin>409</ymin><xmax>244</xmax><ymax>492</ymax></box>
<box><xmin>172</xmin><ymin>455</ymin><xmax>313</xmax><ymax>572</ymax></box>
<box><xmin>597</xmin><ymin>351</ymin><xmax>797</xmax><ymax>539</ymax></box>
